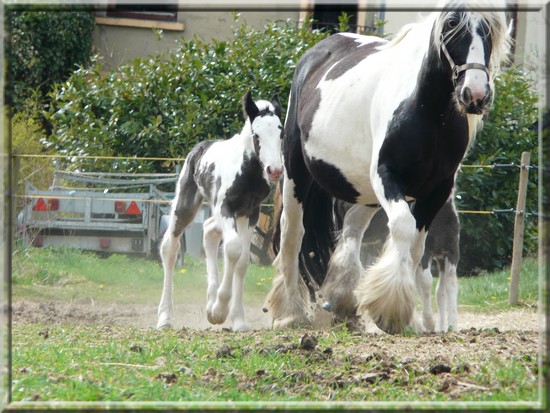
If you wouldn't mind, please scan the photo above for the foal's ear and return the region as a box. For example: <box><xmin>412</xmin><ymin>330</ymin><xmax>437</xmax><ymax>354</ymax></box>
<box><xmin>243</xmin><ymin>90</ymin><xmax>260</xmax><ymax>123</ymax></box>
<box><xmin>271</xmin><ymin>94</ymin><xmax>282</xmax><ymax>119</ymax></box>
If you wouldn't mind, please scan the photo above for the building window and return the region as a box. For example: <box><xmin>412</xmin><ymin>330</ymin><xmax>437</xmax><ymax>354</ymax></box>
<box><xmin>312</xmin><ymin>3</ymin><xmax>358</xmax><ymax>33</ymax></box>
<box><xmin>106</xmin><ymin>2</ymin><xmax>177</xmax><ymax>22</ymax></box>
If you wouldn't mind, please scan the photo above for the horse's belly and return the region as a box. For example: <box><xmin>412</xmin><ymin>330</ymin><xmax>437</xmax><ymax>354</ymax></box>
<box><xmin>303</xmin><ymin>137</ymin><xmax>377</xmax><ymax>205</ymax></box>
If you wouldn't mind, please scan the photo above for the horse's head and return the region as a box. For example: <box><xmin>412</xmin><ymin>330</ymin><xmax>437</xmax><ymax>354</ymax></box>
<box><xmin>435</xmin><ymin>8</ymin><xmax>511</xmax><ymax>115</ymax></box>
<box><xmin>242</xmin><ymin>91</ymin><xmax>284</xmax><ymax>181</ymax></box>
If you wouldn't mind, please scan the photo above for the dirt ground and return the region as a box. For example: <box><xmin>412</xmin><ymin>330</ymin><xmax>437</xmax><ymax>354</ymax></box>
<box><xmin>12</xmin><ymin>299</ymin><xmax>544</xmax><ymax>402</ymax></box>
<box><xmin>12</xmin><ymin>298</ymin><xmax>542</xmax><ymax>333</ymax></box>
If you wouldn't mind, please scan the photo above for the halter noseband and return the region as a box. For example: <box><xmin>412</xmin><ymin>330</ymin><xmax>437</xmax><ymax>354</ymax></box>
<box><xmin>440</xmin><ymin>36</ymin><xmax>490</xmax><ymax>85</ymax></box>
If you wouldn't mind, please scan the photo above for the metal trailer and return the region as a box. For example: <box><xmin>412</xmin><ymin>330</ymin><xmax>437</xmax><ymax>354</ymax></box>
<box><xmin>21</xmin><ymin>171</ymin><xmax>198</xmax><ymax>258</ymax></box>
<box><xmin>21</xmin><ymin>171</ymin><xmax>273</xmax><ymax>262</ymax></box>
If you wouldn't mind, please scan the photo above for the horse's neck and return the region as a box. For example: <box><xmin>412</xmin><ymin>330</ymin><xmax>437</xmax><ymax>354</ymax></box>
<box><xmin>407</xmin><ymin>22</ymin><xmax>454</xmax><ymax>110</ymax></box>
<box><xmin>232</xmin><ymin>120</ymin><xmax>255</xmax><ymax>154</ymax></box>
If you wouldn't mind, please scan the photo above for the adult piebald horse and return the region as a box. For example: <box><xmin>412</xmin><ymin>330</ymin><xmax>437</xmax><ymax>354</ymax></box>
<box><xmin>264</xmin><ymin>4</ymin><xmax>511</xmax><ymax>333</ymax></box>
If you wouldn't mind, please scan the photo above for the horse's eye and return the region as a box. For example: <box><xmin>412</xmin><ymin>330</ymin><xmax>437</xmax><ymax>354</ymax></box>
<box><xmin>447</xmin><ymin>12</ymin><xmax>460</xmax><ymax>29</ymax></box>
<box><xmin>478</xmin><ymin>21</ymin><xmax>491</xmax><ymax>38</ymax></box>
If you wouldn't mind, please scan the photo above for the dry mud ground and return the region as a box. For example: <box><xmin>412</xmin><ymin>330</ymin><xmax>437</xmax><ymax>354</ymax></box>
<box><xmin>12</xmin><ymin>300</ymin><xmax>544</xmax><ymax>402</ymax></box>
<box><xmin>12</xmin><ymin>299</ymin><xmax>542</xmax><ymax>333</ymax></box>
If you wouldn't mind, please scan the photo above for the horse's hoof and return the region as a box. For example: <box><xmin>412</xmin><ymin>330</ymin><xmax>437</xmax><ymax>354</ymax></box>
<box><xmin>273</xmin><ymin>315</ymin><xmax>310</xmax><ymax>329</ymax></box>
<box><xmin>423</xmin><ymin>317</ymin><xmax>436</xmax><ymax>332</ymax></box>
<box><xmin>233</xmin><ymin>322</ymin><xmax>250</xmax><ymax>332</ymax></box>
<box><xmin>322</xmin><ymin>301</ymin><xmax>333</xmax><ymax>312</ymax></box>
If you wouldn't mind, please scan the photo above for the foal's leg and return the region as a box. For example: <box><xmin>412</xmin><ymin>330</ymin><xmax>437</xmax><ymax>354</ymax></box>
<box><xmin>446</xmin><ymin>260</ymin><xmax>459</xmax><ymax>330</ymax></box>
<box><xmin>320</xmin><ymin>204</ymin><xmax>378</xmax><ymax>322</ymax></box>
<box><xmin>415</xmin><ymin>255</ymin><xmax>436</xmax><ymax>331</ymax></box>
<box><xmin>264</xmin><ymin>175</ymin><xmax>310</xmax><ymax>328</ymax></box>
<box><xmin>229</xmin><ymin>218</ymin><xmax>254</xmax><ymax>332</ymax></box>
<box><xmin>437</xmin><ymin>257</ymin><xmax>459</xmax><ymax>331</ymax></box>
<box><xmin>157</xmin><ymin>173</ymin><xmax>203</xmax><ymax>329</ymax></box>
<box><xmin>208</xmin><ymin>216</ymin><xmax>243</xmax><ymax>325</ymax></box>
<box><xmin>203</xmin><ymin>216</ymin><xmax>222</xmax><ymax>318</ymax></box>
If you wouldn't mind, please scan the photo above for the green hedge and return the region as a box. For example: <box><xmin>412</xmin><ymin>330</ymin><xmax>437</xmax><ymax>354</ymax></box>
<box><xmin>456</xmin><ymin>68</ymin><xmax>538</xmax><ymax>274</ymax></box>
<box><xmin>5</xmin><ymin>7</ymin><xmax>95</xmax><ymax>112</ymax></box>
<box><xmin>45</xmin><ymin>18</ymin><xmax>538</xmax><ymax>272</ymax></box>
<box><xmin>46</xmin><ymin>17</ymin><xmax>328</xmax><ymax>173</ymax></box>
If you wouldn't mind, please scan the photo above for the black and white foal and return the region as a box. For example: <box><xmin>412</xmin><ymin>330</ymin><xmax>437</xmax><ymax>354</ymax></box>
<box><xmin>157</xmin><ymin>91</ymin><xmax>283</xmax><ymax>331</ymax></box>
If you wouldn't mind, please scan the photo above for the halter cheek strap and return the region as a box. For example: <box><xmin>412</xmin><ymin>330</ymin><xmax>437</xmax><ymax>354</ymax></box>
<box><xmin>440</xmin><ymin>37</ymin><xmax>490</xmax><ymax>85</ymax></box>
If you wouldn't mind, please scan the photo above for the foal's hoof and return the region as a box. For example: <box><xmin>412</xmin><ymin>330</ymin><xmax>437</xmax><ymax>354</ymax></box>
<box><xmin>156</xmin><ymin>321</ymin><xmax>173</xmax><ymax>330</ymax></box>
<box><xmin>233</xmin><ymin>321</ymin><xmax>250</xmax><ymax>332</ymax></box>
<box><xmin>207</xmin><ymin>309</ymin><xmax>228</xmax><ymax>325</ymax></box>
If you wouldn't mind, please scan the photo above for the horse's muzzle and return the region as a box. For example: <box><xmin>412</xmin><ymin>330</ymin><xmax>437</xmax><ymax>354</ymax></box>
<box><xmin>459</xmin><ymin>84</ymin><xmax>492</xmax><ymax>115</ymax></box>
<box><xmin>267</xmin><ymin>166</ymin><xmax>282</xmax><ymax>181</ymax></box>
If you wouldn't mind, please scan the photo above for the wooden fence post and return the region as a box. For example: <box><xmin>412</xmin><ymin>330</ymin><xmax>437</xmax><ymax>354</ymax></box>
<box><xmin>509</xmin><ymin>151</ymin><xmax>531</xmax><ymax>305</ymax></box>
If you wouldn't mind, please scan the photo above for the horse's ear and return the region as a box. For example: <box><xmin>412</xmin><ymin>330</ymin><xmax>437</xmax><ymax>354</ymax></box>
<box><xmin>243</xmin><ymin>90</ymin><xmax>259</xmax><ymax>123</ymax></box>
<box><xmin>271</xmin><ymin>94</ymin><xmax>282</xmax><ymax>119</ymax></box>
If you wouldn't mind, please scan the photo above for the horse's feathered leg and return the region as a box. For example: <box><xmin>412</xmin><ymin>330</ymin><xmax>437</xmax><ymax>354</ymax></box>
<box><xmin>264</xmin><ymin>174</ymin><xmax>310</xmax><ymax>328</ymax></box>
<box><xmin>355</xmin><ymin>199</ymin><xmax>420</xmax><ymax>333</ymax></box>
<box><xmin>157</xmin><ymin>161</ymin><xmax>203</xmax><ymax>329</ymax></box>
<box><xmin>321</xmin><ymin>204</ymin><xmax>378</xmax><ymax>324</ymax></box>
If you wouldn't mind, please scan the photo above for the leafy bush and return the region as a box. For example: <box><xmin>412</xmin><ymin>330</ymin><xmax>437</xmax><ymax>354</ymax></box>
<box><xmin>5</xmin><ymin>7</ymin><xmax>95</xmax><ymax>112</ymax></box>
<box><xmin>11</xmin><ymin>107</ymin><xmax>55</xmax><ymax>199</ymax></box>
<box><xmin>45</xmin><ymin>15</ymin><xmax>538</xmax><ymax>272</ymax></box>
<box><xmin>46</xmin><ymin>17</ymin><xmax>328</xmax><ymax>173</ymax></box>
<box><xmin>456</xmin><ymin>68</ymin><xmax>538</xmax><ymax>274</ymax></box>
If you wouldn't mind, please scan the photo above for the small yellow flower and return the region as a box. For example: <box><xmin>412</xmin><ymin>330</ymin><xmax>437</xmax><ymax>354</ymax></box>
<box><xmin>179</xmin><ymin>268</ymin><xmax>187</xmax><ymax>274</ymax></box>
<box><xmin>491</xmin><ymin>296</ymin><xmax>496</xmax><ymax>300</ymax></box>
<box><xmin>256</xmin><ymin>282</ymin><xmax>262</xmax><ymax>286</ymax></box>
<box><xmin>99</xmin><ymin>284</ymin><xmax>104</xmax><ymax>289</ymax></box>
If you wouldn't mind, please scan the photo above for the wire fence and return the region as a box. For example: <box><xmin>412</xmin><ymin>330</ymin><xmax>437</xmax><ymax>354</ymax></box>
<box><xmin>11</xmin><ymin>153</ymin><xmax>541</xmax><ymax>218</ymax></box>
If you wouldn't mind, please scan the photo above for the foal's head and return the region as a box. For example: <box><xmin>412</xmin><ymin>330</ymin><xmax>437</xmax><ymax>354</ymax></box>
<box><xmin>242</xmin><ymin>91</ymin><xmax>283</xmax><ymax>181</ymax></box>
<box><xmin>434</xmin><ymin>8</ymin><xmax>511</xmax><ymax>114</ymax></box>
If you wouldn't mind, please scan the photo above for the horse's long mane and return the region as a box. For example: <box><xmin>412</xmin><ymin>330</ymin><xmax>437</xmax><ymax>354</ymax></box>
<box><xmin>433</xmin><ymin>9</ymin><xmax>512</xmax><ymax>72</ymax></box>
<box><xmin>380</xmin><ymin>4</ymin><xmax>512</xmax><ymax>73</ymax></box>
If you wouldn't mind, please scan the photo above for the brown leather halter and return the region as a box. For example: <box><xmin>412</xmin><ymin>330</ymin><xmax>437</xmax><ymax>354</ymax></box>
<box><xmin>440</xmin><ymin>35</ymin><xmax>490</xmax><ymax>86</ymax></box>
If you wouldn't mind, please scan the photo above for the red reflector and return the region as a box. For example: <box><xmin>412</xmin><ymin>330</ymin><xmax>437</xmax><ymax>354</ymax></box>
<box><xmin>100</xmin><ymin>238</ymin><xmax>111</xmax><ymax>249</ymax></box>
<box><xmin>33</xmin><ymin>235</ymin><xmax>44</xmax><ymax>247</ymax></box>
<box><xmin>125</xmin><ymin>201</ymin><xmax>142</xmax><ymax>215</ymax></box>
<box><xmin>114</xmin><ymin>201</ymin><xmax>126</xmax><ymax>213</ymax></box>
<box><xmin>32</xmin><ymin>198</ymin><xmax>48</xmax><ymax>211</ymax></box>
<box><xmin>48</xmin><ymin>198</ymin><xmax>59</xmax><ymax>211</ymax></box>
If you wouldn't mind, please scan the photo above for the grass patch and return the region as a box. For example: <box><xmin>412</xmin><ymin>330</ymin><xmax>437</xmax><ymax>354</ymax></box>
<box><xmin>12</xmin><ymin>246</ymin><xmax>540</xmax><ymax>313</ymax></box>
<box><xmin>12</xmin><ymin>324</ymin><xmax>539</xmax><ymax>403</ymax></box>
<box><xmin>457</xmin><ymin>256</ymin><xmax>539</xmax><ymax>312</ymax></box>
<box><xmin>10</xmin><ymin>246</ymin><xmax>541</xmax><ymax>404</ymax></box>
<box><xmin>12</xmin><ymin>245</ymin><xmax>274</xmax><ymax>305</ymax></box>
